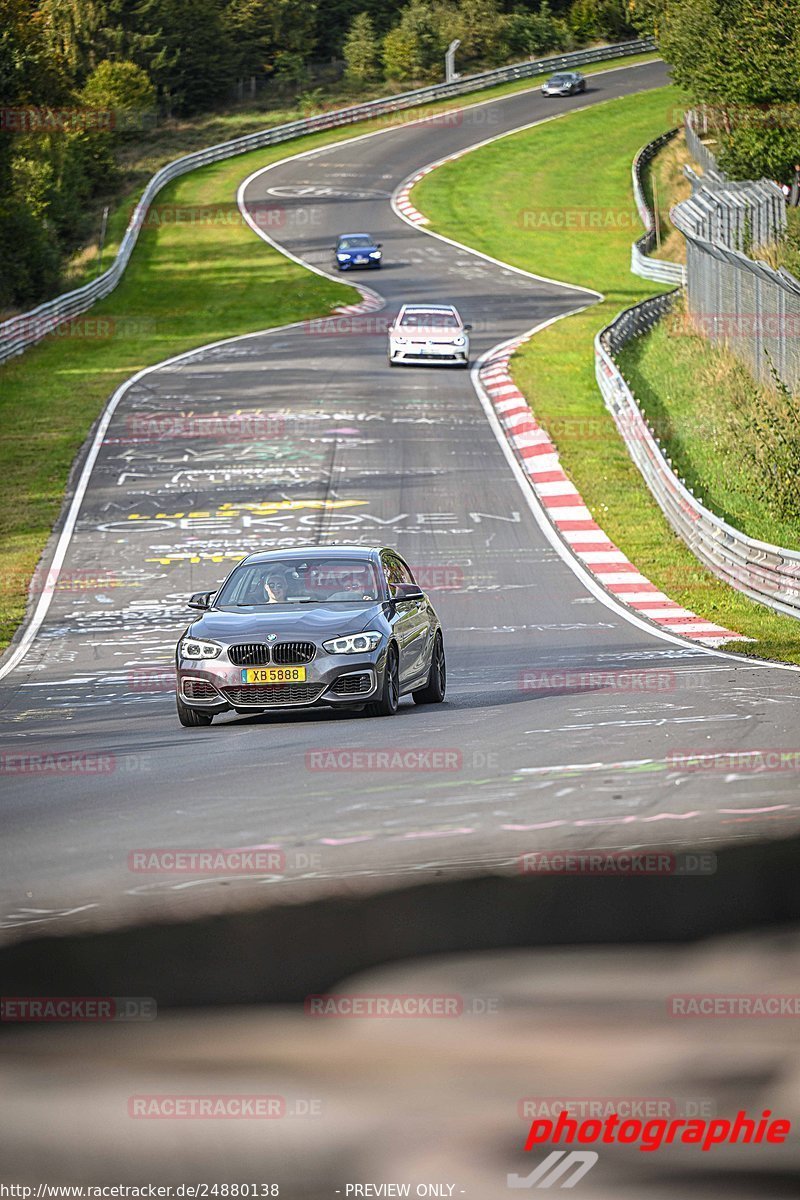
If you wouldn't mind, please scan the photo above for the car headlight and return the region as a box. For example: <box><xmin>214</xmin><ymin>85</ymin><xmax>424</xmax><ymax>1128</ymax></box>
<box><xmin>323</xmin><ymin>631</ymin><xmax>382</xmax><ymax>655</ymax></box>
<box><xmin>369</xmin><ymin>250</ymin><xmax>381</xmax><ymax>259</ymax></box>
<box><xmin>180</xmin><ymin>638</ymin><xmax>222</xmax><ymax>660</ymax></box>
<box><xmin>392</xmin><ymin>334</ymin><xmax>407</xmax><ymax>344</ymax></box>
<box><xmin>337</xmin><ymin>253</ymin><xmax>349</xmax><ymax>261</ymax></box>
<box><xmin>452</xmin><ymin>335</ymin><xmax>466</xmax><ymax>346</ymax></box>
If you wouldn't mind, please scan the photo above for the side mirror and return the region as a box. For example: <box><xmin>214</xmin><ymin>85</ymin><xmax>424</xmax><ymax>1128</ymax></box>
<box><xmin>463</xmin><ymin>323</ymin><xmax>473</xmax><ymax>331</ymax></box>
<box><xmin>377</xmin><ymin>242</ymin><xmax>383</xmax><ymax>248</ymax></box>
<box><xmin>392</xmin><ymin>582</ymin><xmax>424</xmax><ymax>602</ymax></box>
<box><xmin>187</xmin><ymin>591</ymin><xmax>214</xmax><ymax>611</ymax></box>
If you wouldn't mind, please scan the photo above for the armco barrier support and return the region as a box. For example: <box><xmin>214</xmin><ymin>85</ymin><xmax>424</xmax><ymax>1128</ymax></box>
<box><xmin>630</xmin><ymin>129</ymin><xmax>686</xmax><ymax>285</ymax></box>
<box><xmin>0</xmin><ymin>39</ymin><xmax>654</xmax><ymax>366</ymax></box>
<box><xmin>595</xmin><ymin>295</ymin><xmax>800</xmax><ymax>619</ymax></box>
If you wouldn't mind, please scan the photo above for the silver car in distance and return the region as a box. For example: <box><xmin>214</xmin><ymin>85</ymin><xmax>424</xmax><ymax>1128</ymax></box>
<box><xmin>175</xmin><ymin>546</ymin><xmax>446</xmax><ymax>726</ymax></box>
<box><xmin>387</xmin><ymin>303</ymin><xmax>471</xmax><ymax>367</ymax></box>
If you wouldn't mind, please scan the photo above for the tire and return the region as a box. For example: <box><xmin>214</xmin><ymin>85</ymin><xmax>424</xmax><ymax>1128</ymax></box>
<box><xmin>413</xmin><ymin>633</ymin><xmax>446</xmax><ymax>705</ymax></box>
<box><xmin>176</xmin><ymin>695</ymin><xmax>214</xmax><ymax>727</ymax></box>
<box><xmin>366</xmin><ymin>645</ymin><xmax>400</xmax><ymax>716</ymax></box>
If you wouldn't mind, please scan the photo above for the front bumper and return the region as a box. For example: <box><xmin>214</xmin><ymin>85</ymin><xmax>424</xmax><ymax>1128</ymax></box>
<box><xmin>337</xmin><ymin>257</ymin><xmax>381</xmax><ymax>270</ymax></box>
<box><xmin>388</xmin><ymin>338</ymin><xmax>469</xmax><ymax>365</ymax></box>
<box><xmin>176</xmin><ymin>649</ymin><xmax>382</xmax><ymax>712</ymax></box>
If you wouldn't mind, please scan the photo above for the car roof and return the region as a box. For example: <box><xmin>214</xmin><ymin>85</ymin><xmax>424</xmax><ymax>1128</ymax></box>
<box><xmin>401</xmin><ymin>303</ymin><xmax>457</xmax><ymax>311</ymax></box>
<box><xmin>338</xmin><ymin>232</ymin><xmax>374</xmax><ymax>239</ymax></box>
<box><xmin>240</xmin><ymin>545</ymin><xmax>384</xmax><ymax>565</ymax></box>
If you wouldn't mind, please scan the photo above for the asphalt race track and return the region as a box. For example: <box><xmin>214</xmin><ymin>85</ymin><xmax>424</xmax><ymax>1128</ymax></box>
<box><xmin>3</xmin><ymin>59</ymin><xmax>800</xmax><ymax>942</ymax></box>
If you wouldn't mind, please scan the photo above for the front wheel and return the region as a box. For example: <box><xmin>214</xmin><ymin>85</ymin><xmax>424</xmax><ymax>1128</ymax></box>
<box><xmin>366</xmin><ymin>646</ymin><xmax>400</xmax><ymax>716</ymax></box>
<box><xmin>413</xmin><ymin>633</ymin><xmax>446</xmax><ymax>705</ymax></box>
<box><xmin>176</xmin><ymin>695</ymin><xmax>214</xmax><ymax>727</ymax></box>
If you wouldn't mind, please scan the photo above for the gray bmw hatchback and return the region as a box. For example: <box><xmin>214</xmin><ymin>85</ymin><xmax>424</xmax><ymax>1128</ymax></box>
<box><xmin>175</xmin><ymin>546</ymin><xmax>446</xmax><ymax>726</ymax></box>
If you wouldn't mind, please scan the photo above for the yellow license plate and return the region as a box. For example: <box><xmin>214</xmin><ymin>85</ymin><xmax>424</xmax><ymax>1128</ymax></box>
<box><xmin>242</xmin><ymin>666</ymin><xmax>306</xmax><ymax>684</ymax></box>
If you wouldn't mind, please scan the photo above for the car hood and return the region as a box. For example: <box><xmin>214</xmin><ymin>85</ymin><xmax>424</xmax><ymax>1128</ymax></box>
<box><xmin>187</xmin><ymin>603</ymin><xmax>385</xmax><ymax>642</ymax></box>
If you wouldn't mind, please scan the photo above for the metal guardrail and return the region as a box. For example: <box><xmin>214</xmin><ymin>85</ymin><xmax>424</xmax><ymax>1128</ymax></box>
<box><xmin>595</xmin><ymin>295</ymin><xmax>800</xmax><ymax>619</ymax></box>
<box><xmin>0</xmin><ymin>38</ymin><xmax>655</xmax><ymax>366</ymax></box>
<box><xmin>672</xmin><ymin>109</ymin><xmax>800</xmax><ymax>391</ymax></box>
<box><xmin>683</xmin><ymin>109</ymin><xmax>726</xmax><ymax>182</ymax></box>
<box><xmin>630</xmin><ymin>129</ymin><xmax>686</xmax><ymax>285</ymax></box>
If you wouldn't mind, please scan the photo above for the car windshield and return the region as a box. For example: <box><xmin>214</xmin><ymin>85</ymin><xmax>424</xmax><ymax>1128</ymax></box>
<box><xmin>550</xmin><ymin>75</ymin><xmax>569</xmax><ymax>83</ymax></box>
<box><xmin>339</xmin><ymin>236</ymin><xmax>373</xmax><ymax>249</ymax></box>
<box><xmin>215</xmin><ymin>557</ymin><xmax>383</xmax><ymax>606</ymax></box>
<box><xmin>400</xmin><ymin>311</ymin><xmax>459</xmax><ymax>328</ymax></box>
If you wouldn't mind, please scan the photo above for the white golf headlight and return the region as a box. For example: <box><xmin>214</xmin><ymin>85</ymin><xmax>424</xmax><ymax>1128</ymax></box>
<box><xmin>453</xmin><ymin>335</ymin><xmax>465</xmax><ymax>346</ymax></box>
<box><xmin>369</xmin><ymin>250</ymin><xmax>381</xmax><ymax>258</ymax></box>
<box><xmin>337</xmin><ymin>253</ymin><xmax>349</xmax><ymax>260</ymax></box>
<box><xmin>393</xmin><ymin>334</ymin><xmax>407</xmax><ymax>344</ymax></box>
<box><xmin>323</xmin><ymin>630</ymin><xmax>382</xmax><ymax>655</ymax></box>
<box><xmin>180</xmin><ymin>638</ymin><xmax>222</xmax><ymax>660</ymax></box>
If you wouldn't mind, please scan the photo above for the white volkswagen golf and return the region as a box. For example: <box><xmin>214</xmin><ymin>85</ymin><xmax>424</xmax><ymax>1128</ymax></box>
<box><xmin>387</xmin><ymin>303</ymin><xmax>471</xmax><ymax>368</ymax></box>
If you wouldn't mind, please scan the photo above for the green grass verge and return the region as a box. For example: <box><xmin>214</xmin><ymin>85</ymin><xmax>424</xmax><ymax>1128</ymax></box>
<box><xmin>0</xmin><ymin>50</ymin><xmax>659</xmax><ymax>656</ymax></box>
<box><xmin>618</xmin><ymin>295</ymin><xmax>800</xmax><ymax>550</ymax></box>
<box><xmin>412</xmin><ymin>85</ymin><xmax>800</xmax><ymax>663</ymax></box>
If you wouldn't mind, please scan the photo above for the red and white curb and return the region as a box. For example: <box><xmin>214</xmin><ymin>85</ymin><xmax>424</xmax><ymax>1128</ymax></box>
<box><xmin>480</xmin><ymin>345</ymin><xmax>744</xmax><ymax>647</ymax></box>
<box><xmin>395</xmin><ymin>165</ymin><xmax>436</xmax><ymax>225</ymax></box>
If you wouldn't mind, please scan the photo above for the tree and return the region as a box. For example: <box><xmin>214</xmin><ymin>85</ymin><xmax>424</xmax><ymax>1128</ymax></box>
<box><xmin>659</xmin><ymin>0</ymin><xmax>800</xmax><ymax>181</ymax></box>
<box><xmin>453</xmin><ymin>0</ymin><xmax>511</xmax><ymax>68</ymax></box>
<box><xmin>343</xmin><ymin>12</ymin><xmax>380</xmax><ymax>84</ymax></box>
<box><xmin>506</xmin><ymin>2</ymin><xmax>571</xmax><ymax>57</ymax></box>
<box><xmin>81</xmin><ymin>59</ymin><xmax>156</xmax><ymax>135</ymax></box>
<box><xmin>382</xmin><ymin>0</ymin><xmax>457</xmax><ymax>81</ymax></box>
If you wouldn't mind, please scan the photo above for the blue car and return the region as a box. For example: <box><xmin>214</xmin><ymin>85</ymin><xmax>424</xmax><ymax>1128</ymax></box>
<box><xmin>334</xmin><ymin>233</ymin><xmax>382</xmax><ymax>270</ymax></box>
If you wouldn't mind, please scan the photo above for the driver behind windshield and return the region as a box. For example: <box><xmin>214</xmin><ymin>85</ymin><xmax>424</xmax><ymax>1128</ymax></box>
<box><xmin>263</xmin><ymin>572</ymin><xmax>289</xmax><ymax>603</ymax></box>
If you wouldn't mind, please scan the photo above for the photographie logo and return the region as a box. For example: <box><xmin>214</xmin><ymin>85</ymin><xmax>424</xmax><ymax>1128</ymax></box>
<box><xmin>522</xmin><ymin>1107</ymin><xmax>791</xmax><ymax>1154</ymax></box>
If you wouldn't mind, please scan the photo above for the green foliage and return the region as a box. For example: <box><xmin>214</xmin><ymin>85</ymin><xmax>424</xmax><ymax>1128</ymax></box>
<box><xmin>343</xmin><ymin>12</ymin><xmax>380</xmax><ymax>84</ymax></box>
<box><xmin>659</xmin><ymin>0</ymin><xmax>800</xmax><ymax>181</ymax></box>
<box><xmin>382</xmin><ymin>1</ymin><xmax>457</xmax><ymax>81</ymax></box>
<box><xmin>81</xmin><ymin>58</ymin><xmax>156</xmax><ymax>134</ymax></box>
<box><xmin>506</xmin><ymin>3</ymin><xmax>572</xmax><ymax>57</ymax></box>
